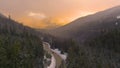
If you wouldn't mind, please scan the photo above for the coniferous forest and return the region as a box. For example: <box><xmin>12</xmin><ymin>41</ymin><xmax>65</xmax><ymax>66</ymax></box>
<box><xmin>0</xmin><ymin>16</ymin><xmax>44</xmax><ymax>68</ymax></box>
<box><xmin>48</xmin><ymin>28</ymin><xmax>120</xmax><ymax>68</ymax></box>
<box><xmin>1</xmin><ymin>4</ymin><xmax>120</xmax><ymax>68</ymax></box>
<box><xmin>66</xmin><ymin>29</ymin><xmax>120</xmax><ymax>68</ymax></box>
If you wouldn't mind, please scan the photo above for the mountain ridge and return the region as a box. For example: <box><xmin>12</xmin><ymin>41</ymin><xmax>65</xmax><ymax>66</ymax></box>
<box><xmin>47</xmin><ymin>5</ymin><xmax>120</xmax><ymax>42</ymax></box>
<box><xmin>0</xmin><ymin>12</ymin><xmax>44</xmax><ymax>68</ymax></box>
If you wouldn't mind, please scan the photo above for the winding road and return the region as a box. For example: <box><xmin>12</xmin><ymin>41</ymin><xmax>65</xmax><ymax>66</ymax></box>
<box><xmin>43</xmin><ymin>42</ymin><xmax>65</xmax><ymax>68</ymax></box>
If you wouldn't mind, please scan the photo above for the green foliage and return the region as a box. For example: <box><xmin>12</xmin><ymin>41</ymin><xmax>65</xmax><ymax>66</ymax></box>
<box><xmin>45</xmin><ymin>51</ymin><xmax>51</xmax><ymax>59</ymax></box>
<box><xmin>89</xmin><ymin>29</ymin><xmax>120</xmax><ymax>53</ymax></box>
<box><xmin>66</xmin><ymin>29</ymin><xmax>120</xmax><ymax>68</ymax></box>
<box><xmin>66</xmin><ymin>40</ymin><xmax>89</xmax><ymax>68</ymax></box>
<box><xmin>0</xmin><ymin>17</ymin><xmax>44</xmax><ymax>68</ymax></box>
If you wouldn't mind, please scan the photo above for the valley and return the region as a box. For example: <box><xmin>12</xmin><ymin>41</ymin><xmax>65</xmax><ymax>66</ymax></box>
<box><xmin>43</xmin><ymin>42</ymin><xmax>66</xmax><ymax>68</ymax></box>
<box><xmin>0</xmin><ymin>4</ymin><xmax>120</xmax><ymax>68</ymax></box>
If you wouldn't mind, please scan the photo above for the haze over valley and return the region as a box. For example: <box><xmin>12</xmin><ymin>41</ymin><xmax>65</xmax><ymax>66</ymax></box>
<box><xmin>0</xmin><ymin>0</ymin><xmax>120</xmax><ymax>68</ymax></box>
<box><xmin>0</xmin><ymin>0</ymin><xmax>120</xmax><ymax>29</ymax></box>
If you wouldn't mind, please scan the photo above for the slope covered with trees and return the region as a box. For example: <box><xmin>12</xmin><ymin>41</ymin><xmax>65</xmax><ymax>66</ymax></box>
<box><xmin>66</xmin><ymin>28</ymin><xmax>120</xmax><ymax>68</ymax></box>
<box><xmin>0</xmin><ymin>15</ymin><xmax>44</xmax><ymax>68</ymax></box>
<box><xmin>48</xmin><ymin>6</ymin><xmax>120</xmax><ymax>43</ymax></box>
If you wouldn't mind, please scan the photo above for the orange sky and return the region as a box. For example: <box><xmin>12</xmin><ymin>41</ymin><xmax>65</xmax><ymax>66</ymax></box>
<box><xmin>0</xmin><ymin>0</ymin><xmax>120</xmax><ymax>29</ymax></box>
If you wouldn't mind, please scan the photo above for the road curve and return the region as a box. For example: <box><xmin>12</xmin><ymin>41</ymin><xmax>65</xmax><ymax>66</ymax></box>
<box><xmin>43</xmin><ymin>42</ymin><xmax>63</xmax><ymax>68</ymax></box>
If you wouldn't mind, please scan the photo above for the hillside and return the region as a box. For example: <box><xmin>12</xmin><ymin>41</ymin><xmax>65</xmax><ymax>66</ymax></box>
<box><xmin>0</xmin><ymin>14</ymin><xmax>44</xmax><ymax>68</ymax></box>
<box><xmin>44</xmin><ymin>6</ymin><xmax>120</xmax><ymax>68</ymax></box>
<box><xmin>0</xmin><ymin>13</ymin><xmax>5</xmax><ymax>18</ymax></box>
<box><xmin>48</xmin><ymin>6</ymin><xmax>120</xmax><ymax>43</ymax></box>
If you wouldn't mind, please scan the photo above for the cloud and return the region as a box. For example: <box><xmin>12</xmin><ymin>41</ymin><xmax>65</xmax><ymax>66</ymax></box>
<box><xmin>0</xmin><ymin>0</ymin><xmax>120</xmax><ymax>29</ymax></box>
<box><xmin>28</xmin><ymin>12</ymin><xmax>46</xmax><ymax>19</ymax></box>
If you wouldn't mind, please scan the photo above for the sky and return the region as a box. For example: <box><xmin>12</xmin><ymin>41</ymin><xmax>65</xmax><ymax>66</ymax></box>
<box><xmin>0</xmin><ymin>0</ymin><xmax>120</xmax><ymax>29</ymax></box>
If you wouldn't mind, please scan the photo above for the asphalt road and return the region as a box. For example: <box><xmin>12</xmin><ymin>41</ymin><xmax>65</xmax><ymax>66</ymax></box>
<box><xmin>43</xmin><ymin>42</ymin><xmax>63</xmax><ymax>68</ymax></box>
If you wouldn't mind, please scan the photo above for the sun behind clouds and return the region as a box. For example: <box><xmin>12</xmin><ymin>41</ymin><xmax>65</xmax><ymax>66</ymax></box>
<box><xmin>0</xmin><ymin>0</ymin><xmax>120</xmax><ymax>29</ymax></box>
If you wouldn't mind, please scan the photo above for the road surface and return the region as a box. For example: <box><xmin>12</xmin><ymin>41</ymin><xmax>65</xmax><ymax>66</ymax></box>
<box><xmin>43</xmin><ymin>42</ymin><xmax>65</xmax><ymax>68</ymax></box>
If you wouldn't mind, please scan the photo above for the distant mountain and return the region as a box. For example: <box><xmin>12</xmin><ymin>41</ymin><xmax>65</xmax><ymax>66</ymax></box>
<box><xmin>0</xmin><ymin>13</ymin><xmax>6</xmax><ymax>18</ymax></box>
<box><xmin>45</xmin><ymin>6</ymin><xmax>120</xmax><ymax>68</ymax></box>
<box><xmin>48</xmin><ymin>5</ymin><xmax>120</xmax><ymax>43</ymax></box>
<box><xmin>0</xmin><ymin>13</ymin><xmax>44</xmax><ymax>68</ymax></box>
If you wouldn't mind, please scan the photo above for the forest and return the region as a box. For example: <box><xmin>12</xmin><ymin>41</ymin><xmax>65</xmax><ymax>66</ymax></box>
<box><xmin>0</xmin><ymin>16</ymin><xmax>44</xmax><ymax>68</ymax></box>
<box><xmin>50</xmin><ymin>28</ymin><xmax>120</xmax><ymax>68</ymax></box>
